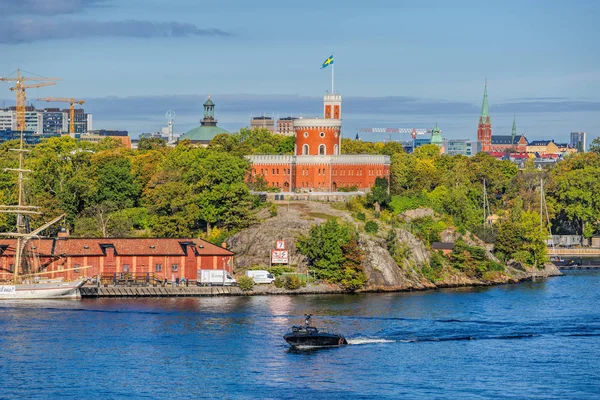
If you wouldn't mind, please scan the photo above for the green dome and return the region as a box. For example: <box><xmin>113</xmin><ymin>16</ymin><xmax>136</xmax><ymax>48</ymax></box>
<box><xmin>180</xmin><ymin>125</ymin><xmax>229</xmax><ymax>143</ymax></box>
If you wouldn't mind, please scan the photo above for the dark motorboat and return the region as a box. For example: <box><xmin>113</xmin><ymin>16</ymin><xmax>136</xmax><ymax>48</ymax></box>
<box><xmin>283</xmin><ymin>314</ymin><xmax>348</xmax><ymax>348</ymax></box>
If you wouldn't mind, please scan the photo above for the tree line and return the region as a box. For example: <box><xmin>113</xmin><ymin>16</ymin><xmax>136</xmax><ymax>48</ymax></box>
<box><xmin>0</xmin><ymin>129</ymin><xmax>598</xmax><ymax>258</ymax></box>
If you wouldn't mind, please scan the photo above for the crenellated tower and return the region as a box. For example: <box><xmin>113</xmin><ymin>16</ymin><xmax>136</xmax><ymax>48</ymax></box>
<box><xmin>477</xmin><ymin>80</ymin><xmax>492</xmax><ymax>152</ymax></box>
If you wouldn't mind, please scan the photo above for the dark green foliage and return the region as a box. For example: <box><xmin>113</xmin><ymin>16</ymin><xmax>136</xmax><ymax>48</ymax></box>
<box><xmin>237</xmin><ymin>275</ymin><xmax>254</xmax><ymax>291</ymax></box>
<box><xmin>364</xmin><ymin>220</ymin><xmax>379</xmax><ymax>234</ymax></box>
<box><xmin>450</xmin><ymin>238</ymin><xmax>504</xmax><ymax>277</ymax></box>
<box><xmin>356</xmin><ymin>212</ymin><xmax>366</xmax><ymax>221</ymax></box>
<box><xmin>367</xmin><ymin>177</ymin><xmax>391</xmax><ymax>209</ymax></box>
<box><xmin>297</xmin><ymin>219</ymin><xmax>366</xmax><ymax>291</ymax></box>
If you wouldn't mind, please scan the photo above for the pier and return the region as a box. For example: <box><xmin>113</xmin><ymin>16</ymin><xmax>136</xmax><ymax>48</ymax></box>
<box><xmin>80</xmin><ymin>285</ymin><xmax>242</xmax><ymax>298</ymax></box>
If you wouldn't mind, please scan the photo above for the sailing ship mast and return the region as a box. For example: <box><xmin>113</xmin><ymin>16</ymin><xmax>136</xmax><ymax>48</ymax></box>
<box><xmin>0</xmin><ymin>123</ymin><xmax>41</xmax><ymax>283</ymax></box>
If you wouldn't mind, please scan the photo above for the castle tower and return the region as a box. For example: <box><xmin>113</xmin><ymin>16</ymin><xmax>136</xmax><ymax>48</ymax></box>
<box><xmin>294</xmin><ymin>118</ymin><xmax>342</xmax><ymax>156</ymax></box>
<box><xmin>477</xmin><ymin>80</ymin><xmax>492</xmax><ymax>152</ymax></box>
<box><xmin>323</xmin><ymin>93</ymin><xmax>342</xmax><ymax>119</ymax></box>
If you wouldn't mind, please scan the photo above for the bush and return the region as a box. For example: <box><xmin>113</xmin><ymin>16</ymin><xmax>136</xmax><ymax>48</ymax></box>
<box><xmin>346</xmin><ymin>196</ymin><xmax>365</xmax><ymax>212</ymax></box>
<box><xmin>364</xmin><ymin>220</ymin><xmax>379</xmax><ymax>234</ymax></box>
<box><xmin>411</xmin><ymin>217</ymin><xmax>447</xmax><ymax>245</ymax></box>
<box><xmin>237</xmin><ymin>275</ymin><xmax>254</xmax><ymax>291</ymax></box>
<box><xmin>269</xmin><ymin>203</ymin><xmax>278</xmax><ymax>217</ymax></box>
<box><xmin>356</xmin><ymin>212</ymin><xmax>366</xmax><ymax>221</ymax></box>
<box><xmin>267</xmin><ymin>266</ymin><xmax>295</xmax><ymax>276</ymax></box>
<box><xmin>338</xmin><ymin>185</ymin><xmax>359</xmax><ymax>192</ymax></box>
<box><xmin>390</xmin><ymin>194</ymin><xmax>430</xmax><ymax>214</ymax></box>
<box><xmin>284</xmin><ymin>275</ymin><xmax>302</xmax><ymax>290</ymax></box>
<box><xmin>274</xmin><ymin>277</ymin><xmax>284</xmax><ymax>288</ymax></box>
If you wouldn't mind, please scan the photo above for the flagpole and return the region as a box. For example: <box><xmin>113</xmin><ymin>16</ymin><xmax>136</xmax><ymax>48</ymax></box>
<box><xmin>332</xmin><ymin>61</ymin><xmax>334</xmax><ymax>94</ymax></box>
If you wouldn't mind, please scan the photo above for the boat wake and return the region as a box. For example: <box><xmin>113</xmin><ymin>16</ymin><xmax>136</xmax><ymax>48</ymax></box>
<box><xmin>347</xmin><ymin>337</ymin><xmax>396</xmax><ymax>345</ymax></box>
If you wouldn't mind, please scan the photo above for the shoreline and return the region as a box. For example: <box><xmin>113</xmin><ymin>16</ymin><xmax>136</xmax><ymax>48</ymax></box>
<box><xmin>80</xmin><ymin>265</ymin><xmax>563</xmax><ymax>298</ymax></box>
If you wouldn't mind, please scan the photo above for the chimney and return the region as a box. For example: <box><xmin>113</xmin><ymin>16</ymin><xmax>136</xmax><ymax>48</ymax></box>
<box><xmin>221</xmin><ymin>242</ymin><xmax>227</xmax><ymax>249</ymax></box>
<box><xmin>58</xmin><ymin>228</ymin><xmax>69</xmax><ymax>238</ymax></box>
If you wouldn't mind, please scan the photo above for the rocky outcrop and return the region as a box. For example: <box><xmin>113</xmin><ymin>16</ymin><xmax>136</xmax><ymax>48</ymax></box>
<box><xmin>228</xmin><ymin>201</ymin><xmax>563</xmax><ymax>294</ymax></box>
<box><xmin>360</xmin><ymin>235</ymin><xmax>435</xmax><ymax>291</ymax></box>
<box><xmin>398</xmin><ymin>208</ymin><xmax>434</xmax><ymax>222</ymax></box>
<box><xmin>227</xmin><ymin>202</ymin><xmax>352</xmax><ymax>270</ymax></box>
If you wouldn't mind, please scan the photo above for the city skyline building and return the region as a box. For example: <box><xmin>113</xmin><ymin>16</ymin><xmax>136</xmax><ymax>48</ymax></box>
<box><xmin>276</xmin><ymin>116</ymin><xmax>297</xmax><ymax>136</ymax></box>
<box><xmin>250</xmin><ymin>116</ymin><xmax>275</xmax><ymax>132</ymax></box>
<box><xmin>0</xmin><ymin>106</ymin><xmax>91</xmax><ymax>135</ymax></box>
<box><xmin>570</xmin><ymin>132</ymin><xmax>586</xmax><ymax>152</ymax></box>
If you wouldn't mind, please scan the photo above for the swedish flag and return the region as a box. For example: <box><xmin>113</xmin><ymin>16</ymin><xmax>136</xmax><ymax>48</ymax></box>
<box><xmin>321</xmin><ymin>55</ymin><xmax>334</xmax><ymax>69</ymax></box>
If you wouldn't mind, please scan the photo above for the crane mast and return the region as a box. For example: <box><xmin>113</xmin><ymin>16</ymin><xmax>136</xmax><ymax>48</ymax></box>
<box><xmin>0</xmin><ymin>69</ymin><xmax>61</xmax><ymax>131</ymax></box>
<box><xmin>37</xmin><ymin>97</ymin><xmax>85</xmax><ymax>136</ymax></box>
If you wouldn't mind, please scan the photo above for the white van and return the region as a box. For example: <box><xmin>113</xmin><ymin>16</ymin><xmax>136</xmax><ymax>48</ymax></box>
<box><xmin>197</xmin><ymin>269</ymin><xmax>237</xmax><ymax>286</ymax></box>
<box><xmin>245</xmin><ymin>270</ymin><xmax>276</xmax><ymax>284</ymax></box>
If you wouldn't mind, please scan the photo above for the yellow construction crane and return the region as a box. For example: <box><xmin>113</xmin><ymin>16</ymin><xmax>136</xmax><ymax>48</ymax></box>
<box><xmin>37</xmin><ymin>97</ymin><xmax>85</xmax><ymax>135</ymax></box>
<box><xmin>0</xmin><ymin>69</ymin><xmax>61</xmax><ymax>131</ymax></box>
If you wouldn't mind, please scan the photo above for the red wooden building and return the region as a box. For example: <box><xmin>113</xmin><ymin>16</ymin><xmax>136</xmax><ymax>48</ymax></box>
<box><xmin>0</xmin><ymin>237</ymin><xmax>234</xmax><ymax>282</ymax></box>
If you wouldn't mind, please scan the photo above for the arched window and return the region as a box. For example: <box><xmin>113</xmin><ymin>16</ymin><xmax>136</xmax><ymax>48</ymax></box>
<box><xmin>334</xmin><ymin>144</ymin><xmax>339</xmax><ymax>155</ymax></box>
<box><xmin>302</xmin><ymin>144</ymin><xmax>309</xmax><ymax>155</ymax></box>
<box><xmin>319</xmin><ymin>144</ymin><xmax>326</xmax><ymax>155</ymax></box>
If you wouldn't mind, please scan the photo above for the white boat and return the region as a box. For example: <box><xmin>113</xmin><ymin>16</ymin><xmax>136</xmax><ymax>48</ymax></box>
<box><xmin>0</xmin><ymin>279</ymin><xmax>87</xmax><ymax>300</ymax></box>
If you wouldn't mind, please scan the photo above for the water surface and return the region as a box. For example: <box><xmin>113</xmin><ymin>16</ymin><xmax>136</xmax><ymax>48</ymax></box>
<box><xmin>1</xmin><ymin>271</ymin><xmax>598</xmax><ymax>399</ymax></box>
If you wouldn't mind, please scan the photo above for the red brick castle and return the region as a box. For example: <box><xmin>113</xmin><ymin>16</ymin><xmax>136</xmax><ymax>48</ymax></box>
<box><xmin>247</xmin><ymin>93</ymin><xmax>390</xmax><ymax>192</ymax></box>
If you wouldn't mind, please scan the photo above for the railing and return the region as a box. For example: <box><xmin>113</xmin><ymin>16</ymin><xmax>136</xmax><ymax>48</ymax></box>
<box><xmin>98</xmin><ymin>273</ymin><xmax>166</xmax><ymax>287</ymax></box>
<box><xmin>548</xmin><ymin>248</ymin><xmax>600</xmax><ymax>255</ymax></box>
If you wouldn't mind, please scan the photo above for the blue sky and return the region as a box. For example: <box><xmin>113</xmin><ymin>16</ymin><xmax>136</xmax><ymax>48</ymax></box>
<box><xmin>1</xmin><ymin>0</ymin><xmax>599</xmax><ymax>143</ymax></box>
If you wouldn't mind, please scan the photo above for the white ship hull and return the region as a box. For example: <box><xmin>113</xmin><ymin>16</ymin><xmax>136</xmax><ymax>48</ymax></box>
<box><xmin>0</xmin><ymin>279</ymin><xmax>86</xmax><ymax>300</ymax></box>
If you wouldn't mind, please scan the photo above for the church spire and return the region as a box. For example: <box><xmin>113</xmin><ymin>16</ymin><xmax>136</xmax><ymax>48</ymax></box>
<box><xmin>480</xmin><ymin>78</ymin><xmax>489</xmax><ymax>120</ymax></box>
<box><xmin>511</xmin><ymin>115</ymin><xmax>517</xmax><ymax>138</ymax></box>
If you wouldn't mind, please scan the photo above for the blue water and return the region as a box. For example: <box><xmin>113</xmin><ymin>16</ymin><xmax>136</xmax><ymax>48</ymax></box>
<box><xmin>1</xmin><ymin>271</ymin><xmax>599</xmax><ymax>399</ymax></box>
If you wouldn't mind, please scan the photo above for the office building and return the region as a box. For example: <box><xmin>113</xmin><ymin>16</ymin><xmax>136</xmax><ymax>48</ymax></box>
<box><xmin>250</xmin><ymin>116</ymin><xmax>275</xmax><ymax>132</ymax></box>
<box><xmin>570</xmin><ymin>132</ymin><xmax>586</xmax><ymax>152</ymax></box>
<box><xmin>276</xmin><ymin>117</ymin><xmax>298</xmax><ymax>136</ymax></box>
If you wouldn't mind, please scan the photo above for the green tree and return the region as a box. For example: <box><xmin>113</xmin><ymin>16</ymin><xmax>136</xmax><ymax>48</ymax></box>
<box><xmin>548</xmin><ymin>152</ymin><xmax>600</xmax><ymax>237</ymax></box>
<box><xmin>137</xmin><ymin>136</ymin><xmax>166</xmax><ymax>151</ymax></box>
<box><xmin>92</xmin><ymin>151</ymin><xmax>141</xmax><ymax>209</ymax></box>
<box><xmin>589</xmin><ymin>137</ymin><xmax>600</xmax><ymax>153</ymax></box>
<box><xmin>367</xmin><ymin>177</ymin><xmax>391</xmax><ymax>209</ymax></box>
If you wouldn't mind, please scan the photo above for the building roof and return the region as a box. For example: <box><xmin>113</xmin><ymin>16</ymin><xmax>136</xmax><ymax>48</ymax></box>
<box><xmin>180</xmin><ymin>96</ymin><xmax>229</xmax><ymax>143</ymax></box>
<box><xmin>528</xmin><ymin>140</ymin><xmax>554</xmax><ymax>146</ymax></box>
<box><xmin>510</xmin><ymin>153</ymin><xmax>529</xmax><ymax>159</ymax></box>
<box><xmin>180</xmin><ymin>125</ymin><xmax>229</xmax><ymax>143</ymax></box>
<box><xmin>491</xmin><ymin>135</ymin><xmax>516</xmax><ymax>145</ymax></box>
<box><xmin>430</xmin><ymin>124</ymin><xmax>443</xmax><ymax>145</ymax></box>
<box><xmin>432</xmin><ymin>242</ymin><xmax>455</xmax><ymax>250</ymax></box>
<box><xmin>0</xmin><ymin>238</ymin><xmax>233</xmax><ymax>257</ymax></box>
